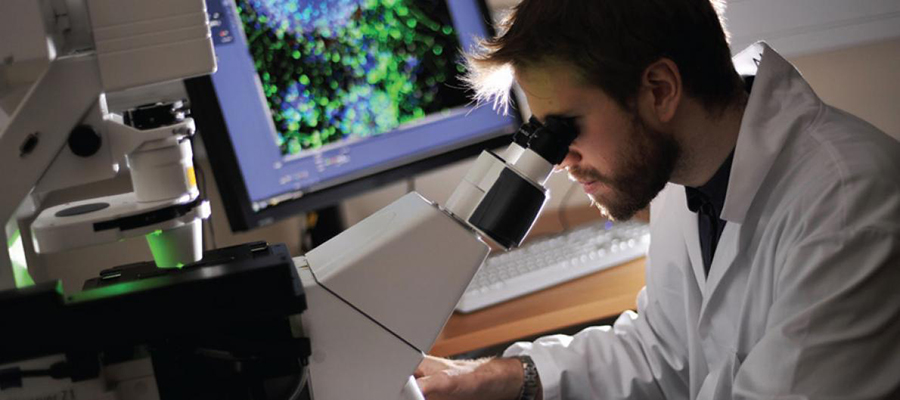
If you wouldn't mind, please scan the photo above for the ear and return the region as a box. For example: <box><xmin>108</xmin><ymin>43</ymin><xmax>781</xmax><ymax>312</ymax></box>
<box><xmin>638</xmin><ymin>58</ymin><xmax>682</xmax><ymax>124</ymax></box>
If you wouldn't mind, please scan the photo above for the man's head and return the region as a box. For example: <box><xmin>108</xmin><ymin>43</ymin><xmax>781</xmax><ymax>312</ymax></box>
<box><xmin>465</xmin><ymin>0</ymin><xmax>745</xmax><ymax>220</ymax></box>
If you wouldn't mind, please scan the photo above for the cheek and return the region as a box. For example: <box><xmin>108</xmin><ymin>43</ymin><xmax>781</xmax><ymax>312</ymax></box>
<box><xmin>578</xmin><ymin>117</ymin><xmax>634</xmax><ymax>167</ymax></box>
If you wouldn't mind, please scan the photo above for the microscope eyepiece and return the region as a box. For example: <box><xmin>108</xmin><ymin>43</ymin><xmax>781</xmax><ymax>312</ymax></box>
<box><xmin>527</xmin><ymin>116</ymin><xmax>579</xmax><ymax>165</ymax></box>
<box><xmin>512</xmin><ymin>116</ymin><xmax>541</xmax><ymax>147</ymax></box>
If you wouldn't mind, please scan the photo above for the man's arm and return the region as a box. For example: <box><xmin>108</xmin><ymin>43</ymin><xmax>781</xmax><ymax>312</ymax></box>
<box><xmin>416</xmin><ymin>186</ymin><xmax>692</xmax><ymax>400</ymax></box>
<box><xmin>414</xmin><ymin>356</ymin><xmax>536</xmax><ymax>400</ymax></box>
<box><xmin>501</xmin><ymin>286</ymin><xmax>691</xmax><ymax>400</ymax></box>
<box><xmin>415</xmin><ymin>286</ymin><xmax>691</xmax><ymax>400</ymax></box>
<box><xmin>733</xmin><ymin>227</ymin><xmax>900</xmax><ymax>399</ymax></box>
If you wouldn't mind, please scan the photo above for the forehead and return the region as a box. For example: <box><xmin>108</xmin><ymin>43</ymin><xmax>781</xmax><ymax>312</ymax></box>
<box><xmin>515</xmin><ymin>62</ymin><xmax>588</xmax><ymax>120</ymax></box>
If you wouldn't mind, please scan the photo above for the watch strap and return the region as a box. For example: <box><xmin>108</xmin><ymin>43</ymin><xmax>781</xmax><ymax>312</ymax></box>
<box><xmin>514</xmin><ymin>355</ymin><xmax>540</xmax><ymax>400</ymax></box>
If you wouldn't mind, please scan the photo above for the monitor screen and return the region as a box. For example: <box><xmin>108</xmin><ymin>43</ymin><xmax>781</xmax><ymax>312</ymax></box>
<box><xmin>187</xmin><ymin>0</ymin><xmax>520</xmax><ymax>231</ymax></box>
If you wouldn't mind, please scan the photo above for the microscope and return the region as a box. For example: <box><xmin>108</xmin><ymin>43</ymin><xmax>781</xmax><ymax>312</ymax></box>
<box><xmin>0</xmin><ymin>0</ymin><xmax>217</xmax><ymax>290</ymax></box>
<box><xmin>0</xmin><ymin>0</ymin><xmax>579</xmax><ymax>398</ymax></box>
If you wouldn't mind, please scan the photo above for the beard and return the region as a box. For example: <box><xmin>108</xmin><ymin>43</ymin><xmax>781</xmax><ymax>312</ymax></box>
<box><xmin>568</xmin><ymin>115</ymin><xmax>680</xmax><ymax>221</ymax></box>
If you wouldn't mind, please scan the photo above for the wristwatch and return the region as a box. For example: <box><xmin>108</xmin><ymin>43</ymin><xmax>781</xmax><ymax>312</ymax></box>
<box><xmin>514</xmin><ymin>355</ymin><xmax>540</xmax><ymax>400</ymax></box>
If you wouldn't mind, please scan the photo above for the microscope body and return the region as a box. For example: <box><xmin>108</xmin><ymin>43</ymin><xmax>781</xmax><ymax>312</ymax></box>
<box><xmin>295</xmin><ymin>116</ymin><xmax>578</xmax><ymax>400</ymax></box>
<box><xmin>297</xmin><ymin>192</ymin><xmax>489</xmax><ymax>400</ymax></box>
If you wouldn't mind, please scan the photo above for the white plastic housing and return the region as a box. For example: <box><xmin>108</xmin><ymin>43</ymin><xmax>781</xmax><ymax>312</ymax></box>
<box><xmin>32</xmin><ymin>99</ymin><xmax>117</xmax><ymax>196</ymax></box>
<box><xmin>31</xmin><ymin>194</ymin><xmax>209</xmax><ymax>255</ymax></box>
<box><xmin>0</xmin><ymin>0</ymin><xmax>51</xmax><ymax>67</ymax></box>
<box><xmin>445</xmin><ymin>151</ymin><xmax>508</xmax><ymax>222</ymax></box>
<box><xmin>298</xmin><ymin>192</ymin><xmax>490</xmax><ymax>399</ymax></box>
<box><xmin>87</xmin><ymin>0</ymin><xmax>216</xmax><ymax>91</ymax></box>
<box><xmin>502</xmin><ymin>142</ymin><xmax>526</xmax><ymax>164</ymax></box>
<box><xmin>297</xmin><ymin>264</ymin><xmax>424</xmax><ymax>400</ymax></box>
<box><xmin>512</xmin><ymin>148</ymin><xmax>554</xmax><ymax>186</ymax></box>
<box><xmin>304</xmin><ymin>192</ymin><xmax>490</xmax><ymax>352</ymax></box>
<box><xmin>128</xmin><ymin>139</ymin><xmax>198</xmax><ymax>203</ymax></box>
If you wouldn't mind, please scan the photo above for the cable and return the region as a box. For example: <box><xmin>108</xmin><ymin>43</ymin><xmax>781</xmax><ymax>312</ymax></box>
<box><xmin>0</xmin><ymin>362</ymin><xmax>70</xmax><ymax>390</ymax></box>
<box><xmin>287</xmin><ymin>367</ymin><xmax>310</xmax><ymax>400</ymax></box>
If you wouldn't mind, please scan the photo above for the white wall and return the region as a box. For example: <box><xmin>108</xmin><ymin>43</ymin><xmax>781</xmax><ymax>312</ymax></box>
<box><xmin>789</xmin><ymin>38</ymin><xmax>900</xmax><ymax>140</ymax></box>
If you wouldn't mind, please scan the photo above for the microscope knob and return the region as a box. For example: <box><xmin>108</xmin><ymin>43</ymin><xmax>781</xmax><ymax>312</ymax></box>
<box><xmin>68</xmin><ymin>124</ymin><xmax>102</xmax><ymax>157</ymax></box>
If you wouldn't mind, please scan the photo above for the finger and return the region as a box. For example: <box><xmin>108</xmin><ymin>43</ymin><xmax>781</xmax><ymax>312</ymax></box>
<box><xmin>416</xmin><ymin>375</ymin><xmax>441</xmax><ymax>396</ymax></box>
<box><xmin>421</xmin><ymin>373</ymin><xmax>461</xmax><ymax>395</ymax></box>
<box><xmin>415</xmin><ymin>355</ymin><xmax>450</xmax><ymax>377</ymax></box>
<box><xmin>414</xmin><ymin>358</ymin><xmax>436</xmax><ymax>378</ymax></box>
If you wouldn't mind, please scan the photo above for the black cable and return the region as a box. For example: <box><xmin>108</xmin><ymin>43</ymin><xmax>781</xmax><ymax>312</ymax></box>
<box><xmin>0</xmin><ymin>362</ymin><xmax>70</xmax><ymax>390</ymax></box>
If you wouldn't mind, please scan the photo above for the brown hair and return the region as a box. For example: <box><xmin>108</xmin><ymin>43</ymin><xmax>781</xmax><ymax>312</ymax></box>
<box><xmin>466</xmin><ymin>0</ymin><xmax>744</xmax><ymax>114</ymax></box>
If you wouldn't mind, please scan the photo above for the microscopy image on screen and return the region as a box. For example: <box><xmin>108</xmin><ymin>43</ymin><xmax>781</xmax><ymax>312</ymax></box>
<box><xmin>237</xmin><ymin>0</ymin><xmax>470</xmax><ymax>157</ymax></box>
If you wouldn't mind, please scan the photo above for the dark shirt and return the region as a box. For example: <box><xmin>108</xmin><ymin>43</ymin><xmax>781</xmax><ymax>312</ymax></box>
<box><xmin>685</xmin><ymin>151</ymin><xmax>734</xmax><ymax>277</ymax></box>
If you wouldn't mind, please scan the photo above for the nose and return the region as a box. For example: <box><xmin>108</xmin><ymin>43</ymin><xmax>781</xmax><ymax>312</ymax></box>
<box><xmin>556</xmin><ymin>147</ymin><xmax>581</xmax><ymax>172</ymax></box>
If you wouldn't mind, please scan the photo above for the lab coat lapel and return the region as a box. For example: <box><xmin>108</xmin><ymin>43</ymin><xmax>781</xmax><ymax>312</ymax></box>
<box><xmin>698</xmin><ymin>41</ymin><xmax>822</xmax><ymax>320</ymax></box>
<box><xmin>679</xmin><ymin>187</ymin><xmax>708</xmax><ymax>295</ymax></box>
<box><xmin>699</xmin><ymin>222</ymin><xmax>740</xmax><ymax>317</ymax></box>
<box><xmin>720</xmin><ymin>42</ymin><xmax>821</xmax><ymax>225</ymax></box>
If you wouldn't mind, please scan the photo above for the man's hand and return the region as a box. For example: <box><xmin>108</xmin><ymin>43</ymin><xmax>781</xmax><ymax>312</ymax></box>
<box><xmin>414</xmin><ymin>355</ymin><xmax>525</xmax><ymax>400</ymax></box>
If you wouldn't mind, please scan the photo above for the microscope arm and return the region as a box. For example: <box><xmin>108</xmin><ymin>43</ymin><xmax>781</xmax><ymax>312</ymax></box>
<box><xmin>0</xmin><ymin>54</ymin><xmax>103</xmax><ymax>289</ymax></box>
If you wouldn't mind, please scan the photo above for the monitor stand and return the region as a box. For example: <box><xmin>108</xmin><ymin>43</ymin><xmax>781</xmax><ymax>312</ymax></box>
<box><xmin>305</xmin><ymin>204</ymin><xmax>345</xmax><ymax>249</ymax></box>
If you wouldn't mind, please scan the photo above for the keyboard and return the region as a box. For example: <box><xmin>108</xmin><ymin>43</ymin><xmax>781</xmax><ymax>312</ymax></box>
<box><xmin>456</xmin><ymin>220</ymin><xmax>650</xmax><ymax>313</ymax></box>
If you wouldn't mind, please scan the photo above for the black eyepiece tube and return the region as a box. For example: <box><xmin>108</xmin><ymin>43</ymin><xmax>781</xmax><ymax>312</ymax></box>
<box><xmin>527</xmin><ymin>116</ymin><xmax>579</xmax><ymax>165</ymax></box>
<box><xmin>512</xmin><ymin>116</ymin><xmax>542</xmax><ymax>147</ymax></box>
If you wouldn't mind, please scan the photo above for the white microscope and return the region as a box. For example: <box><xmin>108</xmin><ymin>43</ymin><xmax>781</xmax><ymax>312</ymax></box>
<box><xmin>0</xmin><ymin>0</ymin><xmax>217</xmax><ymax>292</ymax></box>
<box><xmin>297</xmin><ymin>114</ymin><xmax>577</xmax><ymax>400</ymax></box>
<box><xmin>0</xmin><ymin>1</ymin><xmax>580</xmax><ymax>399</ymax></box>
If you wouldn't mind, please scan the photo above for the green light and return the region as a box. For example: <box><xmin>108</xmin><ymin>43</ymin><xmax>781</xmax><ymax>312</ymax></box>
<box><xmin>71</xmin><ymin>280</ymin><xmax>160</xmax><ymax>303</ymax></box>
<box><xmin>433</xmin><ymin>45</ymin><xmax>443</xmax><ymax>56</ymax></box>
<box><xmin>292</xmin><ymin>50</ymin><xmax>301</xmax><ymax>59</ymax></box>
<box><xmin>8</xmin><ymin>229</ymin><xmax>35</xmax><ymax>288</ymax></box>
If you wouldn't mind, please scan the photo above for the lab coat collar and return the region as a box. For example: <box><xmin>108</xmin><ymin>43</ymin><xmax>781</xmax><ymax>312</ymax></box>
<box><xmin>720</xmin><ymin>42</ymin><xmax>822</xmax><ymax>224</ymax></box>
<box><xmin>683</xmin><ymin>42</ymin><xmax>823</xmax><ymax>301</ymax></box>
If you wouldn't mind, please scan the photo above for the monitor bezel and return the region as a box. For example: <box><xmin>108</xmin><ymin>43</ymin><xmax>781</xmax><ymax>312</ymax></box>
<box><xmin>185</xmin><ymin>0</ymin><xmax>520</xmax><ymax>232</ymax></box>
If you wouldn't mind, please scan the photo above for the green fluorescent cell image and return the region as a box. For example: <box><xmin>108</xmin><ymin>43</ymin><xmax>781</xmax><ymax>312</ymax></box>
<box><xmin>238</xmin><ymin>0</ymin><xmax>469</xmax><ymax>157</ymax></box>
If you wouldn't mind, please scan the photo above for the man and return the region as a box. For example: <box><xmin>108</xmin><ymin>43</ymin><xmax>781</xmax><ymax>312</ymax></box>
<box><xmin>415</xmin><ymin>0</ymin><xmax>900</xmax><ymax>399</ymax></box>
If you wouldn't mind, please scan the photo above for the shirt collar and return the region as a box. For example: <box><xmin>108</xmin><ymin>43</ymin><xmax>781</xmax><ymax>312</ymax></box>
<box><xmin>685</xmin><ymin>151</ymin><xmax>734</xmax><ymax>218</ymax></box>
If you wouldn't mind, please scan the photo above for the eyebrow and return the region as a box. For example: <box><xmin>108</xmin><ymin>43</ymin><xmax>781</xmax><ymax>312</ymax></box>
<box><xmin>537</xmin><ymin>112</ymin><xmax>578</xmax><ymax>124</ymax></box>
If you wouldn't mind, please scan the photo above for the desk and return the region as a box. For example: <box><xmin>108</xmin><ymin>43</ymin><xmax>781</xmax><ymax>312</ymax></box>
<box><xmin>430</xmin><ymin>205</ymin><xmax>648</xmax><ymax>357</ymax></box>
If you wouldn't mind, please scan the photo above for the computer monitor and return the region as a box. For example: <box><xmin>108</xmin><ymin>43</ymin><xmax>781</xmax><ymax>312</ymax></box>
<box><xmin>186</xmin><ymin>0</ymin><xmax>520</xmax><ymax>232</ymax></box>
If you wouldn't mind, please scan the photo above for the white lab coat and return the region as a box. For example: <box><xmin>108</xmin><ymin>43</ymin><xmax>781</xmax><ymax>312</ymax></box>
<box><xmin>504</xmin><ymin>42</ymin><xmax>900</xmax><ymax>400</ymax></box>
